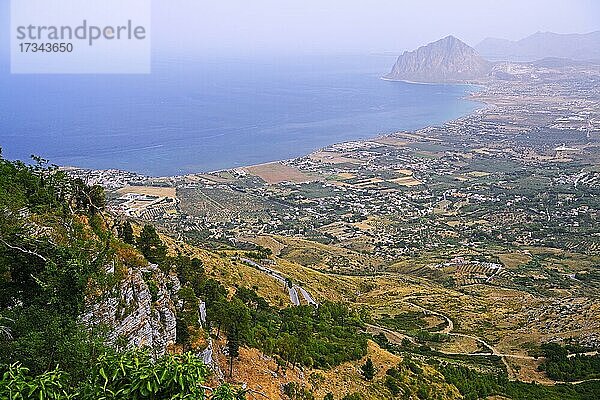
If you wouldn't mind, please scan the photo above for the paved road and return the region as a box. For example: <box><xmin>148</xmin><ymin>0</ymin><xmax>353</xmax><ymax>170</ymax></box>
<box><xmin>405</xmin><ymin>300</ymin><xmax>454</xmax><ymax>334</ymax></box>
<box><xmin>385</xmin><ymin>298</ymin><xmax>600</xmax><ymax>382</ymax></box>
<box><xmin>369</xmin><ymin>322</ymin><xmax>498</xmax><ymax>357</ymax></box>
<box><xmin>241</xmin><ymin>258</ymin><xmax>303</xmax><ymax>306</ymax></box>
<box><xmin>402</xmin><ymin>297</ymin><xmax>518</xmax><ymax>374</ymax></box>
<box><xmin>366</xmin><ymin>323</ymin><xmax>416</xmax><ymax>344</ymax></box>
<box><xmin>556</xmin><ymin>377</ymin><xmax>600</xmax><ymax>385</ymax></box>
<box><xmin>567</xmin><ymin>351</ymin><xmax>598</xmax><ymax>358</ymax></box>
<box><xmin>288</xmin><ymin>286</ymin><xmax>300</xmax><ymax>306</ymax></box>
<box><xmin>296</xmin><ymin>285</ymin><xmax>318</xmax><ymax>306</ymax></box>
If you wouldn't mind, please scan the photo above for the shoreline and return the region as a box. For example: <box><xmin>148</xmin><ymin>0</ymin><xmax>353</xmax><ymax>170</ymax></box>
<box><xmin>381</xmin><ymin>76</ymin><xmax>441</xmax><ymax>85</ymax></box>
<box><xmin>380</xmin><ymin>76</ymin><xmax>487</xmax><ymax>87</ymax></box>
<box><xmin>60</xmin><ymin>80</ymin><xmax>490</xmax><ymax>180</ymax></box>
<box><xmin>197</xmin><ymin>80</ymin><xmax>490</xmax><ymax>178</ymax></box>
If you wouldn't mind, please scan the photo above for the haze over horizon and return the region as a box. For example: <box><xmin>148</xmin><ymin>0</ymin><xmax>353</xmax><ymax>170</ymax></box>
<box><xmin>1</xmin><ymin>0</ymin><xmax>599</xmax><ymax>60</ymax></box>
<box><xmin>152</xmin><ymin>0</ymin><xmax>600</xmax><ymax>56</ymax></box>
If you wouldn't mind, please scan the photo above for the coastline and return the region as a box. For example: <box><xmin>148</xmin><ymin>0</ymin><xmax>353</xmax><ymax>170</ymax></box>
<box><xmin>203</xmin><ymin>80</ymin><xmax>489</xmax><ymax>177</ymax></box>
<box><xmin>380</xmin><ymin>76</ymin><xmax>440</xmax><ymax>85</ymax></box>
<box><xmin>381</xmin><ymin>76</ymin><xmax>487</xmax><ymax>87</ymax></box>
<box><xmin>59</xmin><ymin>80</ymin><xmax>489</xmax><ymax>179</ymax></box>
<box><xmin>61</xmin><ymin>84</ymin><xmax>488</xmax><ymax>180</ymax></box>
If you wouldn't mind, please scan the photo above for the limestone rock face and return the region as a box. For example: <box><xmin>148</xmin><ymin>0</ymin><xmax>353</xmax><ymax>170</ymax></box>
<box><xmin>82</xmin><ymin>263</ymin><xmax>180</xmax><ymax>356</ymax></box>
<box><xmin>385</xmin><ymin>35</ymin><xmax>491</xmax><ymax>83</ymax></box>
<box><xmin>197</xmin><ymin>300</ymin><xmax>224</xmax><ymax>379</ymax></box>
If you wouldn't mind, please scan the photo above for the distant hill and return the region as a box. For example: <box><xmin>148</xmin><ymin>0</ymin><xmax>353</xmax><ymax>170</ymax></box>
<box><xmin>531</xmin><ymin>57</ymin><xmax>595</xmax><ymax>68</ymax></box>
<box><xmin>475</xmin><ymin>31</ymin><xmax>600</xmax><ymax>62</ymax></box>
<box><xmin>384</xmin><ymin>35</ymin><xmax>492</xmax><ymax>83</ymax></box>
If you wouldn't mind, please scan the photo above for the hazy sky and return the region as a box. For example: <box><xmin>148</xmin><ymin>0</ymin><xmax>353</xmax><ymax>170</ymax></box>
<box><xmin>1</xmin><ymin>0</ymin><xmax>599</xmax><ymax>59</ymax></box>
<box><xmin>153</xmin><ymin>0</ymin><xmax>600</xmax><ymax>55</ymax></box>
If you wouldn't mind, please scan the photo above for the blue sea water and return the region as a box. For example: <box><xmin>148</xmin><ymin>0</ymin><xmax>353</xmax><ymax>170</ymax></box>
<box><xmin>0</xmin><ymin>55</ymin><xmax>480</xmax><ymax>176</ymax></box>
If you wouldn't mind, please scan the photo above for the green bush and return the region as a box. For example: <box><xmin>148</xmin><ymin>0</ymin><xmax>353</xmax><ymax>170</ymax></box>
<box><xmin>0</xmin><ymin>350</ymin><xmax>246</xmax><ymax>399</ymax></box>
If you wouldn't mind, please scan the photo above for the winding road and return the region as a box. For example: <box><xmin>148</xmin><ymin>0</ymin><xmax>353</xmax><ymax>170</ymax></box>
<box><xmin>241</xmin><ymin>258</ymin><xmax>307</xmax><ymax>306</ymax></box>
<box><xmin>372</xmin><ymin>298</ymin><xmax>600</xmax><ymax>384</ymax></box>
<box><xmin>243</xmin><ymin>257</ymin><xmax>598</xmax><ymax>385</ymax></box>
<box><xmin>296</xmin><ymin>285</ymin><xmax>318</xmax><ymax>306</ymax></box>
<box><xmin>404</xmin><ymin>298</ymin><xmax>454</xmax><ymax>334</ymax></box>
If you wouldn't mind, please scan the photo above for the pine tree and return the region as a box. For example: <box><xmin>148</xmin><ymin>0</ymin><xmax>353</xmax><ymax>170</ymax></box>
<box><xmin>119</xmin><ymin>221</ymin><xmax>135</xmax><ymax>245</ymax></box>
<box><xmin>227</xmin><ymin>327</ymin><xmax>240</xmax><ymax>378</ymax></box>
<box><xmin>361</xmin><ymin>358</ymin><xmax>375</xmax><ymax>381</ymax></box>
<box><xmin>136</xmin><ymin>224</ymin><xmax>167</xmax><ymax>264</ymax></box>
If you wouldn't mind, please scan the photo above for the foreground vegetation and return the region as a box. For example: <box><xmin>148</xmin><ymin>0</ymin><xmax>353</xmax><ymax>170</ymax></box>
<box><xmin>1</xmin><ymin>351</ymin><xmax>245</xmax><ymax>399</ymax></box>
<box><xmin>0</xmin><ymin>151</ymin><xmax>243</xmax><ymax>398</ymax></box>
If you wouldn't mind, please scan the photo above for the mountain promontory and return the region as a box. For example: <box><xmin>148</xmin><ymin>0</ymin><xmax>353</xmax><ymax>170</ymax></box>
<box><xmin>384</xmin><ymin>35</ymin><xmax>492</xmax><ymax>83</ymax></box>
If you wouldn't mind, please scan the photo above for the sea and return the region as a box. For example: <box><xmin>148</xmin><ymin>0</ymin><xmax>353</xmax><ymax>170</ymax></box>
<box><xmin>0</xmin><ymin>54</ymin><xmax>481</xmax><ymax>176</ymax></box>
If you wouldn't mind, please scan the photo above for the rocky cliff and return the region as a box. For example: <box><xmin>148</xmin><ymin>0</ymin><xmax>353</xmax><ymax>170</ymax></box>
<box><xmin>82</xmin><ymin>263</ymin><xmax>180</xmax><ymax>357</ymax></box>
<box><xmin>385</xmin><ymin>35</ymin><xmax>491</xmax><ymax>83</ymax></box>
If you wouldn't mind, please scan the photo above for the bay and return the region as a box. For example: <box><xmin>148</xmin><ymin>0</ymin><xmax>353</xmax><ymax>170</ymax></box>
<box><xmin>0</xmin><ymin>55</ymin><xmax>480</xmax><ymax>176</ymax></box>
